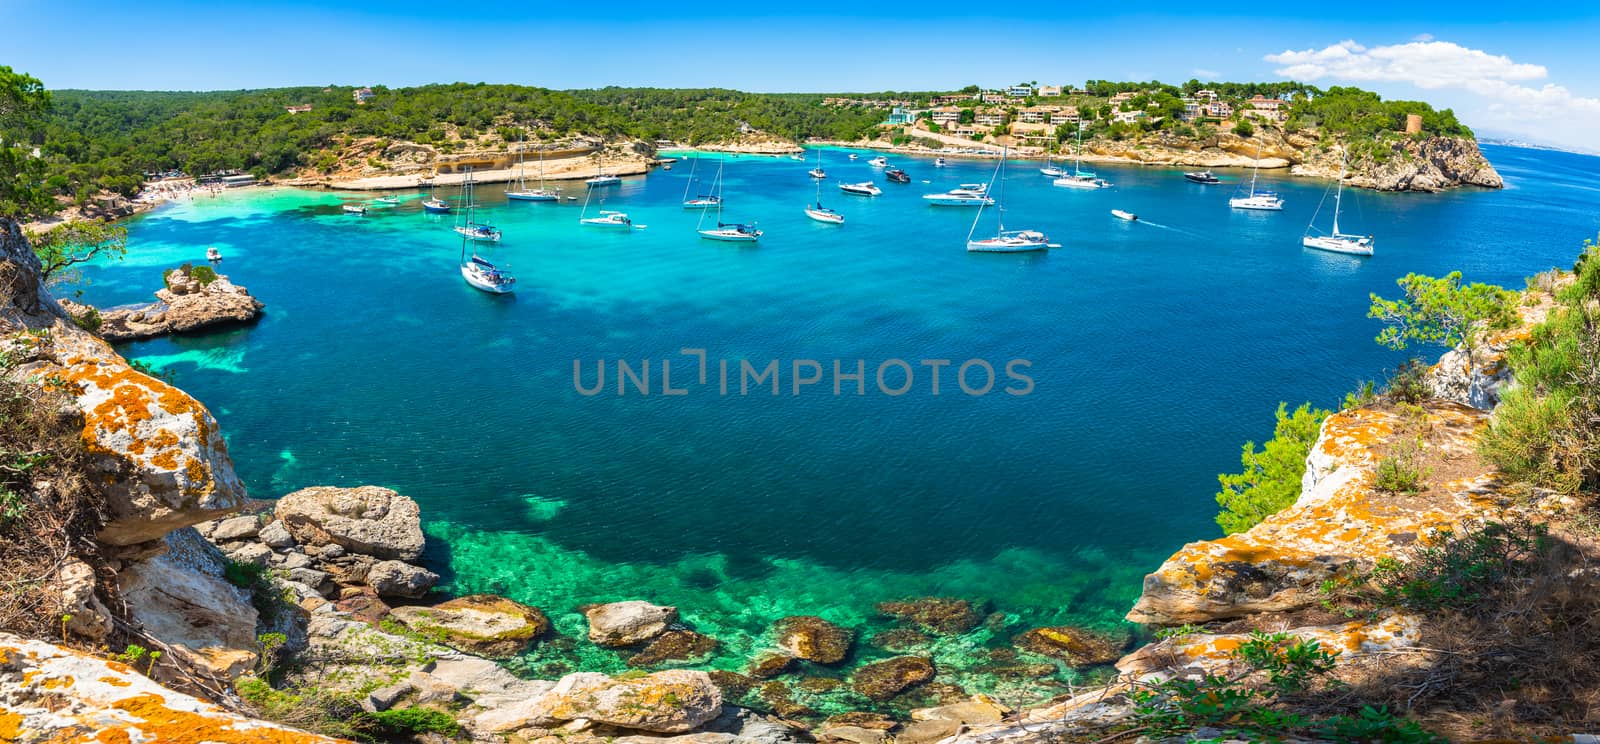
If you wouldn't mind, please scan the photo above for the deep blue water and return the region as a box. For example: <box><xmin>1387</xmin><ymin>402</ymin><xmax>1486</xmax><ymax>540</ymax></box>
<box><xmin>77</xmin><ymin>143</ymin><xmax>1600</xmax><ymax>701</ymax></box>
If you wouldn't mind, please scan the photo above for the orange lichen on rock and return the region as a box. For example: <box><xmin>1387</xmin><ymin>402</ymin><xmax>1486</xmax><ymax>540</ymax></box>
<box><xmin>106</xmin><ymin>694</ymin><xmax>345</xmax><ymax>744</ymax></box>
<box><xmin>98</xmin><ymin>675</ymin><xmax>131</xmax><ymax>687</ymax></box>
<box><xmin>1118</xmin><ymin>614</ymin><xmax>1422</xmax><ymax>678</ymax></box>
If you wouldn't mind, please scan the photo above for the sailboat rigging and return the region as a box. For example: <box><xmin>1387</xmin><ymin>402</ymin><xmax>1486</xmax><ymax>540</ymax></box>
<box><xmin>967</xmin><ymin>148</ymin><xmax>1056</xmax><ymax>252</ymax></box>
<box><xmin>453</xmin><ymin>168</ymin><xmax>501</xmax><ymax>242</ymax></box>
<box><xmin>1302</xmin><ymin>148</ymin><xmax>1374</xmax><ymax>255</ymax></box>
<box><xmin>506</xmin><ymin>130</ymin><xmax>559</xmax><ymax>201</ymax></box>
<box><xmin>1228</xmin><ymin>143</ymin><xmax>1284</xmax><ymax>211</ymax></box>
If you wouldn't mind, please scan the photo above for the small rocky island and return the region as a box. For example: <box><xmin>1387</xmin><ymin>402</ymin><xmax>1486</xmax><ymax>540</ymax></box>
<box><xmin>61</xmin><ymin>263</ymin><xmax>264</xmax><ymax>341</ymax></box>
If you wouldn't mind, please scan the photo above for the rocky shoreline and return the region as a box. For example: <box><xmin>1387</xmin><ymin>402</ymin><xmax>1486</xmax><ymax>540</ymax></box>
<box><xmin>61</xmin><ymin>265</ymin><xmax>264</xmax><ymax>342</ymax></box>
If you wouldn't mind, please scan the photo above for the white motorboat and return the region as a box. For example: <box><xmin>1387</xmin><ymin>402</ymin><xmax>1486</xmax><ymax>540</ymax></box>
<box><xmin>847</xmin><ymin>153</ymin><xmax>859</xmax><ymax>160</ymax></box>
<box><xmin>206</xmin><ymin>247</ymin><xmax>222</xmax><ymax>262</ymax></box>
<box><xmin>580</xmin><ymin>210</ymin><xmax>635</xmax><ymax>228</ymax></box>
<box><xmin>374</xmin><ymin>196</ymin><xmax>400</xmax><ymax>205</ymax></box>
<box><xmin>343</xmin><ymin>204</ymin><xmax>368</xmax><ymax>215</ymax></box>
<box><xmin>1302</xmin><ymin>150</ymin><xmax>1374</xmax><ymax>255</ymax></box>
<box><xmin>1111</xmin><ymin>209</ymin><xmax>1138</xmax><ymax>221</ymax></box>
<box><xmin>867</xmin><ymin>156</ymin><xmax>889</xmax><ymax>168</ymax></box>
<box><xmin>839</xmin><ymin>181</ymin><xmax>882</xmax><ymax>196</ymax></box>
<box><xmin>923</xmin><ymin>183</ymin><xmax>994</xmax><ymax>206</ymax></box>
<box><xmin>966</xmin><ymin>147</ymin><xmax>1055</xmax><ymax>252</ymax></box>
<box><xmin>1230</xmin><ymin>144</ymin><xmax>1284</xmax><ymax>211</ymax></box>
<box><xmin>934</xmin><ymin>157</ymin><xmax>949</xmax><ymax>167</ymax></box>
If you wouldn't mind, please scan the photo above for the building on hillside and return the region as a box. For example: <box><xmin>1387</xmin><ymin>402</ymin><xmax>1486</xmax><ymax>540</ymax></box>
<box><xmin>353</xmin><ymin>87</ymin><xmax>376</xmax><ymax>104</ymax></box>
<box><xmin>1112</xmin><ymin>109</ymin><xmax>1148</xmax><ymax>124</ymax></box>
<box><xmin>1194</xmin><ymin>89</ymin><xmax>1219</xmax><ymax>102</ymax></box>
<box><xmin>1245</xmin><ymin>95</ymin><xmax>1286</xmax><ymax>121</ymax></box>
<box><xmin>882</xmin><ymin>106</ymin><xmax>923</xmax><ymax>126</ymax></box>
<box><xmin>1006</xmin><ymin>85</ymin><xmax>1035</xmax><ymax>98</ymax></box>
<box><xmin>1180</xmin><ymin>98</ymin><xmax>1201</xmax><ymax>122</ymax></box>
<box><xmin>284</xmin><ymin>104</ymin><xmax>313</xmax><ymax>114</ymax></box>
<box><xmin>1016</xmin><ymin>106</ymin><xmax>1057</xmax><ymax>124</ymax></box>
<box><xmin>1109</xmin><ymin>91</ymin><xmax>1139</xmax><ymax>106</ymax></box>
<box><xmin>929</xmin><ymin>106</ymin><xmax>963</xmax><ymax>126</ymax></box>
<box><xmin>1037</xmin><ymin>85</ymin><xmax>1063</xmax><ymax>97</ymax></box>
<box><xmin>948</xmin><ymin>124</ymin><xmax>979</xmax><ymax>137</ymax></box>
<box><xmin>980</xmin><ymin>91</ymin><xmax>1007</xmax><ymax>104</ymax></box>
<box><xmin>1205</xmin><ymin>100</ymin><xmax>1234</xmax><ymax>119</ymax></box>
<box><xmin>1048</xmin><ymin>107</ymin><xmax>1081</xmax><ymax>126</ymax></box>
<box><xmin>1405</xmin><ymin>114</ymin><xmax>1423</xmax><ymax>134</ymax></box>
<box><xmin>974</xmin><ymin>108</ymin><xmax>1009</xmax><ymax>127</ymax></box>
<box><xmin>932</xmin><ymin>94</ymin><xmax>975</xmax><ymax>105</ymax></box>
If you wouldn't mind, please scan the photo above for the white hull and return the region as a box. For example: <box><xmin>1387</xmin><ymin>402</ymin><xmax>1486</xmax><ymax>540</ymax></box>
<box><xmin>809</xmin><ymin>169</ymin><xmax>827</xmax><ymax>179</ymax></box>
<box><xmin>1111</xmin><ymin>210</ymin><xmax>1137</xmax><ymax>221</ymax></box>
<box><xmin>507</xmin><ymin>191</ymin><xmax>559</xmax><ymax>201</ymax></box>
<box><xmin>683</xmin><ymin>199</ymin><xmax>721</xmax><ymax>209</ymax></box>
<box><xmin>923</xmin><ymin>195</ymin><xmax>992</xmax><ymax>206</ymax></box>
<box><xmin>1230</xmin><ymin>196</ymin><xmax>1284</xmax><ymax>211</ymax></box>
<box><xmin>581</xmin><ymin>219</ymin><xmax>632</xmax><ymax>228</ymax></box>
<box><xmin>343</xmin><ymin>206</ymin><xmax>367</xmax><ymax>215</ymax></box>
<box><xmin>967</xmin><ymin>238</ymin><xmax>1049</xmax><ymax>253</ymax></box>
<box><xmin>454</xmin><ymin>226</ymin><xmax>501</xmax><ymax>241</ymax></box>
<box><xmin>1052</xmin><ymin>176</ymin><xmax>1107</xmax><ymax>189</ymax></box>
<box><xmin>586</xmin><ymin>176</ymin><xmax>621</xmax><ymax>187</ymax></box>
<box><xmin>839</xmin><ymin>183</ymin><xmax>881</xmax><ymax>196</ymax></box>
<box><xmin>1303</xmin><ymin>235</ymin><xmax>1374</xmax><ymax>255</ymax></box>
<box><xmin>1039</xmin><ymin>167</ymin><xmax>1064</xmax><ymax>177</ymax></box>
<box><xmin>699</xmin><ymin>229</ymin><xmax>760</xmax><ymax>242</ymax></box>
<box><xmin>460</xmin><ymin>263</ymin><xmax>515</xmax><ymax>293</ymax></box>
<box><xmin>805</xmin><ymin>208</ymin><xmax>844</xmax><ymax>224</ymax></box>
<box><xmin>868</xmin><ymin>158</ymin><xmax>889</xmax><ymax>168</ymax></box>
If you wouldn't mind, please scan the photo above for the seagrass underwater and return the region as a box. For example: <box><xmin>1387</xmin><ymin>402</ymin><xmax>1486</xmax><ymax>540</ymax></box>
<box><xmin>573</xmin><ymin>351</ymin><xmax>1035</xmax><ymax>397</ymax></box>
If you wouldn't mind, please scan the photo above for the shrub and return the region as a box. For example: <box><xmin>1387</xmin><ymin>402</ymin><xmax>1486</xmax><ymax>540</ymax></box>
<box><xmin>223</xmin><ymin>558</ymin><xmax>267</xmax><ymax>589</ymax></box>
<box><xmin>1373</xmin><ymin>437</ymin><xmax>1430</xmax><ymax>494</ymax></box>
<box><xmin>1316</xmin><ymin>706</ymin><xmax>1444</xmax><ymax>743</ymax></box>
<box><xmin>1365</xmin><ymin>519</ymin><xmax>1549</xmax><ymax>612</ymax></box>
<box><xmin>1383</xmin><ymin>358</ymin><xmax>1432</xmax><ymax>404</ymax></box>
<box><xmin>237</xmin><ymin>677</ymin><xmax>363</xmax><ymax>739</ymax></box>
<box><xmin>353</xmin><ymin>707</ymin><xmax>461</xmax><ymax>737</ymax></box>
<box><xmin>1342</xmin><ymin>380</ymin><xmax>1377</xmax><ymax>410</ymax></box>
<box><xmin>1215</xmin><ymin>402</ymin><xmax>1330</xmax><ymax>534</ymax></box>
<box><xmin>69</xmin><ymin>305</ymin><xmax>102</xmax><ymax>333</ymax></box>
<box><xmin>1232</xmin><ymin>120</ymin><xmax>1254</xmax><ymax>137</ymax></box>
<box><xmin>1480</xmin><ymin>298</ymin><xmax>1599</xmax><ymax>493</ymax></box>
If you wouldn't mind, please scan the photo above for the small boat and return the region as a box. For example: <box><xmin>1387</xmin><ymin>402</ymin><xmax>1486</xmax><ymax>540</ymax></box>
<box><xmin>789</xmin><ymin>154</ymin><xmax>805</xmax><ymax>161</ymax></box>
<box><xmin>1111</xmin><ymin>209</ymin><xmax>1138</xmax><ymax>221</ymax></box>
<box><xmin>1040</xmin><ymin>146</ymin><xmax>1064</xmax><ymax>177</ymax></box>
<box><xmin>422</xmin><ymin>197</ymin><xmax>451</xmax><ymax>213</ymax></box>
<box><xmin>847</xmin><ymin>153</ymin><xmax>859</xmax><ymax>160</ymax></box>
<box><xmin>460</xmin><ymin>253</ymin><xmax>515</xmax><ymax>294</ymax></box>
<box><xmin>867</xmin><ymin>156</ymin><xmax>889</xmax><ymax>168</ymax></box>
<box><xmin>580</xmin><ymin>210</ymin><xmax>635</xmax><ymax>228</ymax></box>
<box><xmin>374</xmin><ymin>196</ymin><xmax>401</xmax><ymax>205</ymax></box>
<box><xmin>343</xmin><ymin>204</ymin><xmax>368</xmax><ymax>215</ymax></box>
<box><xmin>507</xmin><ymin>133</ymin><xmax>561</xmax><ymax>201</ymax></box>
<box><xmin>205</xmin><ymin>247</ymin><xmax>222</xmax><ymax>262</ymax></box>
<box><xmin>1053</xmin><ymin>126</ymin><xmax>1111</xmax><ymax>189</ymax></box>
<box><xmin>885</xmin><ymin>168</ymin><xmax>910</xmax><ymax>183</ymax></box>
<box><xmin>922</xmin><ymin>183</ymin><xmax>994</xmax><ymax>206</ymax></box>
<box><xmin>683</xmin><ymin>196</ymin><xmax>722</xmax><ymax>209</ymax></box>
<box><xmin>1302</xmin><ymin>150</ymin><xmax>1374</xmax><ymax>256</ymax></box>
<box><xmin>934</xmin><ymin>157</ymin><xmax>948</xmax><ymax>167</ymax></box>
<box><xmin>966</xmin><ymin>147</ymin><xmax>1055</xmax><ymax>252</ymax></box>
<box><xmin>586</xmin><ymin>147</ymin><xmax>620</xmax><ymax>187</ymax></box>
<box><xmin>804</xmin><ymin>180</ymin><xmax>844</xmax><ymax>224</ymax></box>
<box><xmin>1184</xmin><ymin>170</ymin><xmax>1221</xmax><ymax>184</ymax></box>
<box><xmin>1230</xmin><ymin>145</ymin><xmax>1284</xmax><ymax>211</ymax></box>
<box><xmin>683</xmin><ymin>157</ymin><xmax>725</xmax><ymax>209</ymax></box>
<box><xmin>808</xmin><ymin>147</ymin><xmax>826</xmax><ymax>179</ymax></box>
<box><xmin>453</xmin><ymin>169</ymin><xmax>501</xmax><ymax>241</ymax></box>
<box><xmin>839</xmin><ymin>181</ymin><xmax>882</xmax><ymax>196</ymax></box>
<box><xmin>698</xmin><ymin>222</ymin><xmax>763</xmax><ymax>242</ymax></box>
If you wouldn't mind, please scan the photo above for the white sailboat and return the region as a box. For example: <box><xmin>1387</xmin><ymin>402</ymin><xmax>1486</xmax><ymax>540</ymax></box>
<box><xmin>808</xmin><ymin>148</ymin><xmax>827</xmax><ymax>179</ymax></box>
<box><xmin>682</xmin><ymin>155</ymin><xmax>724</xmax><ymax>209</ymax></box>
<box><xmin>1303</xmin><ymin>150</ymin><xmax>1374</xmax><ymax>255</ymax></box>
<box><xmin>506</xmin><ymin>132</ymin><xmax>560</xmax><ymax>201</ymax></box>
<box><xmin>1052</xmin><ymin>126</ymin><xmax>1110</xmax><ymax>189</ymax></box>
<box><xmin>578</xmin><ymin>187</ymin><xmax>642</xmax><ymax>229</ymax></box>
<box><xmin>967</xmin><ymin>148</ymin><xmax>1056</xmax><ymax>252</ymax></box>
<box><xmin>1228</xmin><ymin>144</ymin><xmax>1284</xmax><ymax>211</ymax></box>
<box><xmin>586</xmin><ymin>142</ymin><xmax>621</xmax><ymax>187</ymax></box>
<box><xmin>804</xmin><ymin>179</ymin><xmax>844</xmax><ymax>224</ymax></box>
<box><xmin>453</xmin><ymin>169</ymin><xmax>502</xmax><ymax>242</ymax></box>
<box><xmin>1039</xmin><ymin>143</ymin><xmax>1064</xmax><ymax>177</ymax></box>
<box><xmin>697</xmin><ymin>171</ymin><xmax>761</xmax><ymax>241</ymax></box>
<box><xmin>459</xmin><ymin>241</ymin><xmax>516</xmax><ymax>294</ymax></box>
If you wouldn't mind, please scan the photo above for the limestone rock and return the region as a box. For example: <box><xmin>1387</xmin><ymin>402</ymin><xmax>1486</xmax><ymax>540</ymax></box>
<box><xmin>211</xmin><ymin>514</ymin><xmax>261</xmax><ymax>541</ymax></box>
<box><xmin>896</xmin><ymin>718</ymin><xmax>962</xmax><ymax>744</ymax></box>
<box><xmin>366</xmin><ymin>559</ymin><xmax>440</xmax><ymax>598</ymax></box>
<box><xmin>96</xmin><ymin>271</ymin><xmax>265</xmax><ymax>342</ymax></box>
<box><xmin>851</xmin><ymin>656</ymin><xmax>935</xmax><ymax>701</ymax></box>
<box><xmin>773</xmin><ymin>615</ymin><xmax>853</xmax><ymax>664</ymax></box>
<box><xmin>118</xmin><ymin>555</ymin><xmax>259</xmax><ymax>679</ymax></box>
<box><xmin>275</xmin><ymin>485</ymin><xmax>425</xmax><ymax>560</ymax></box>
<box><xmin>747</xmin><ymin>652</ymin><xmax>796</xmax><ymax>679</ymax></box>
<box><xmin>1013</xmin><ymin>627</ymin><xmax>1126</xmax><ymax>666</ymax></box>
<box><xmin>1117</xmin><ymin>614</ymin><xmax>1422</xmax><ymax>678</ymax></box>
<box><xmin>875</xmin><ymin>597</ymin><xmax>982</xmax><ymax>635</ymax></box>
<box><xmin>628</xmin><ymin>630</ymin><xmax>718</xmax><ymax>667</ymax></box>
<box><xmin>0</xmin><ymin>633</ymin><xmax>342</xmax><ymax>743</ymax></box>
<box><xmin>584</xmin><ymin>600</ymin><xmax>678</xmax><ymax>647</ymax></box>
<box><xmin>225</xmin><ymin>540</ymin><xmax>273</xmax><ymax>567</ymax></box>
<box><xmin>911</xmin><ymin>695</ymin><xmax>1012</xmax><ymax>724</ymax></box>
<box><xmin>475</xmin><ymin>669</ymin><xmax>722</xmax><ymax>734</ymax></box>
<box><xmin>55</xmin><ymin>558</ymin><xmax>113</xmax><ymax>641</ymax></box>
<box><xmin>389</xmin><ymin>594</ymin><xmax>549</xmax><ymax>657</ymax></box>
<box><xmin>259</xmin><ymin>518</ymin><xmax>296</xmax><ymax>548</ymax></box>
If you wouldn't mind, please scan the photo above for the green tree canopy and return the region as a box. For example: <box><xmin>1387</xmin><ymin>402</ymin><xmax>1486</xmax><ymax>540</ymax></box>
<box><xmin>0</xmin><ymin>66</ymin><xmax>54</xmax><ymax>218</ymax></box>
<box><xmin>1216</xmin><ymin>402</ymin><xmax>1331</xmax><ymax>535</ymax></box>
<box><xmin>1368</xmin><ymin>271</ymin><xmax>1517</xmax><ymax>369</ymax></box>
<box><xmin>29</xmin><ymin>220</ymin><xmax>127</xmax><ymax>285</ymax></box>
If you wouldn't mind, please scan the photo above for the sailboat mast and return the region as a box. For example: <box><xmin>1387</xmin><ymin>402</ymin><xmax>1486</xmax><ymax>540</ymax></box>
<box><xmin>1331</xmin><ymin>152</ymin><xmax>1347</xmax><ymax>235</ymax></box>
<box><xmin>683</xmin><ymin>154</ymin><xmax>698</xmax><ymax>201</ymax></box>
<box><xmin>1249</xmin><ymin>145</ymin><xmax>1262</xmax><ymax>197</ymax></box>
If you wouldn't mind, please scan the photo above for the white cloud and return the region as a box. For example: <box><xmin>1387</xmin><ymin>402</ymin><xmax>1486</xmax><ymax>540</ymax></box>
<box><xmin>1263</xmin><ymin>39</ymin><xmax>1600</xmax><ymax>149</ymax></box>
<box><xmin>1412</xmin><ymin>33</ymin><xmax>1434</xmax><ymax>42</ymax></box>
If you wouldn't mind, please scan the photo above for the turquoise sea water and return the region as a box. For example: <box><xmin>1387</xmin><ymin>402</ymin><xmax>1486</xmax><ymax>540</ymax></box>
<box><xmin>80</xmin><ymin>144</ymin><xmax>1600</xmax><ymax>710</ymax></box>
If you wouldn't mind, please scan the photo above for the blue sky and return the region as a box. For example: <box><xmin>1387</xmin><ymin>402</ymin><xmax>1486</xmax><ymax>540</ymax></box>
<box><xmin>5</xmin><ymin>0</ymin><xmax>1600</xmax><ymax>150</ymax></box>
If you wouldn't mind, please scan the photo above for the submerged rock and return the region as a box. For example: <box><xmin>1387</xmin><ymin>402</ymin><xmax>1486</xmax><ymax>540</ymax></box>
<box><xmin>388</xmin><ymin>594</ymin><xmax>549</xmax><ymax>657</ymax></box>
<box><xmin>875</xmin><ymin>597</ymin><xmax>983</xmax><ymax>635</ymax></box>
<box><xmin>475</xmin><ymin>669</ymin><xmax>722</xmax><ymax>733</ymax></box>
<box><xmin>628</xmin><ymin>629</ymin><xmax>718</xmax><ymax>667</ymax></box>
<box><xmin>584</xmin><ymin>600</ymin><xmax>679</xmax><ymax>647</ymax></box>
<box><xmin>773</xmin><ymin>615</ymin><xmax>853</xmax><ymax>664</ymax></box>
<box><xmin>275</xmin><ymin>485</ymin><xmax>426</xmax><ymax>561</ymax></box>
<box><xmin>851</xmin><ymin>656</ymin><xmax>936</xmax><ymax>701</ymax></box>
<box><xmin>746</xmin><ymin>652</ymin><xmax>796</xmax><ymax>679</ymax></box>
<box><xmin>1013</xmin><ymin>626</ymin><xmax>1127</xmax><ymax>666</ymax></box>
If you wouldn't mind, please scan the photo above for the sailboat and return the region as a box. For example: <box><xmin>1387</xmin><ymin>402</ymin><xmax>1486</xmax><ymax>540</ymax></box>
<box><xmin>804</xmin><ymin>178</ymin><xmax>844</xmax><ymax>224</ymax></box>
<box><xmin>697</xmin><ymin>170</ymin><xmax>761</xmax><ymax>241</ymax></box>
<box><xmin>586</xmin><ymin>142</ymin><xmax>621</xmax><ymax>187</ymax></box>
<box><xmin>459</xmin><ymin>235</ymin><xmax>515</xmax><ymax>294</ymax></box>
<box><xmin>578</xmin><ymin>187</ymin><xmax>642</xmax><ymax>229</ymax></box>
<box><xmin>1303</xmin><ymin>150</ymin><xmax>1373</xmax><ymax>255</ymax></box>
<box><xmin>1039</xmin><ymin>143</ymin><xmax>1064</xmax><ymax>177</ymax></box>
<box><xmin>506</xmin><ymin>132</ymin><xmax>560</xmax><ymax>201</ymax></box>
<box><xmin>453</xmin><ymin>169</ymin><xmax>502</xmax><ymax>242</ymax></box>
<box><xmin>808</xmin><ymin>148</ymin><xmax>827</xmax><ymax>179</ymax></box>
<box><xmin>1229</xmin><ymin>144</ymin><xmax>1284</xmax><ymax>210</ymax></box>
<box><xmin>1053</xmin><ymin>126</ymin><xmax>1110</xmax><ymax>189</ymax></box>
<box><xmin>682</xmin><ymin>155</ymin><xmax>724</xmax><ymax>209</ymax></box>
<box><xmin>967</xmin><ymin>148</ymin><xmax>1057</xmax><ymax>252</ymax></box>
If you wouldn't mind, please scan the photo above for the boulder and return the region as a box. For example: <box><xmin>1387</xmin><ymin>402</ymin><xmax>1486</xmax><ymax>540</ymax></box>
<box><xmin>875</xmin><ymin>597</ymin><xmax>982</xmax><ymax>635</ymax></box>
<box><xmin>96</xmin><ymin>271</ymin><xmax>265</xmax><ymax>342</ymax></box>
<box><xmin>911</xmin><ymin>695</ymin><xmax>1012</xmax><ymax>724</ymax></box>
<box><xmin>773</xmin><ymin>615</ymin><xmax>853</xmax><ymax>664</ymax></box>
<box><xmin>366</xmin><ymin>559</ymin><xmax>439</xmax><ymax>599</ymax></box>
<box><xmin>895</xmin><ymin>719</ymin><xmax>962</xmax><ymax>744</ymax></box>
<box><xmin>1013</xmin><ymin>627</ymin><xmax>1126</xmax><ymax>666</ymax></box>
<box><xmin>851</xmin><ymin>656</ymin><xmax>935</xmax><ymax>701</ymax></box>
<box><xmin>584</xmin><ymin>600</ymin><xmax>678</xmax><ymax>647</ymax></box>
<box><xmin>0</xmin><ymin>633</ymin><xmax>342</xmax><ymax>743</ymax></box>
<box><xmin>275</xmin><ymin>485</ymin><xmax>425</xmax><ymax>561</ymax></box>
<box><xmin>628</xmin><ymin>630</ymin><xmax>718</xmax><ymax>667</ymax></box>
<box><xmin>118</xmin><ymin>544</ymin><xmax>259</xmax><ymax>680</ymax></box>
<box><xmin>225</xmin><ymin>541</ymin><xmax>273</xmax><ymax>567</ymax></box>
<box><xmin>474</xmin><ymin>670</ymin><xmax>722</xmax><ymax>734</ymax></box>
<box><xmin>388</xmin><ymin>594</ymin><xmax>549</xmax><ymax>657</ymax></box>
<box><xmin>210</xmin><ymin>514</ymin><xmax>261</xmax><ymax>541</ymax></box>
<box><xmin>259</xmin><ymin>519</ymin><xmax>296</xmax><ymax>548</ymax></box>
<box><xmin>746</xmin><ymin>652</ymin><xmax>796</xmax><ymax>679</ymax></box>
<box><xmin>55</xmin><ymin>558</ymin><xmax>113</xmax><ymax>641</ymax></box>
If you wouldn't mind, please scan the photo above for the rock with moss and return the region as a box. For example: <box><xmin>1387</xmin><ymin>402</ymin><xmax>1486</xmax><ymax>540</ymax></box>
<box><xmin>746</xmin><ymin>652</ymin><xmax>796</xmax><ymax>679</ymax></box>
<box><xmin>772</xmin><ymin>616</ymin><xmax>853</xmax><ymax>664</ymax></box>
<box><xmin>387</xmin><ymin>594</ymin><xmax>548</xmax><ymax>657</ymax></box>
<box><xmin>628</xmin><ymin>630</ymin><xmax>718</xmax><ymax>667</ymax></box>
<box><xmin>95</xmin><ymin>268</ymin><xmax>264</xmax><ymax>342</ymax></box>
<box><xmin>1013</xmin><ymin>626</ymin><xmax>1126</xmax><ymax>666</ymax></box>
<box><xmin>850</xmin><ymin>656</ymin><xmax>935</xmax><ymax>701</ymax></box>
<box><xmin>874</xmin><ymin>597</ymin><xmax>983</xmax><ymax>635</ymax></box>
<box><xmin>474</xmin><ymin>669</ymin><xmax>722</xmax><ymax>733</ymax></box>
<box><xmin>584</xmin><ymin>600</ymin><xmax>679</xmax><ymax>647</ymax></box>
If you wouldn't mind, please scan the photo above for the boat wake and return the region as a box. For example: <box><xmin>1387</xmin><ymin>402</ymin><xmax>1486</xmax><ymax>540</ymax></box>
<box><xmin>1125</xmin><ymin>219</ymin><xmax>1200</xmax><ymax>238</ymax></box>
